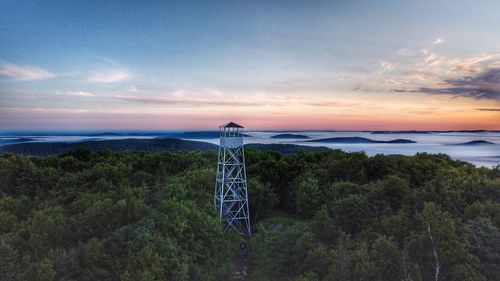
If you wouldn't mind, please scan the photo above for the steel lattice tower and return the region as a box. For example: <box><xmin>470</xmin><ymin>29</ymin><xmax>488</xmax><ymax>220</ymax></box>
<box><xmin>214</xmin><ymin>122</ymin><xmax>251</xmax><ymax>236</ymax></box>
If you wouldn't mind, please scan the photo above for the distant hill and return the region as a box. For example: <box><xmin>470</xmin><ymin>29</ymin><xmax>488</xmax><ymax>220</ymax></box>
<box><xmin>307</xmin><ymin>137</ymin><xmax>416</xmax><ymax>144</ymax></box>
<box><xmin>245</xmin><ymin>143</ymin><xmax>328</xmax><ymax>153</ymax></box>
<box><xmin>157</xmin><ymin>131</ymin><xmax>250</xmax><ymax>139</ymax></box>
<box><xmin>385</xmin><ymin>139</ymin><xmax>417</xmax><ymax>143</ymax></box>
<box><xmin>270</xmin><ymin>134</ymin><xmax>310</xmax><ymax>139</ymax></box>
<box><xmin>454</xmin><ymin>140</ymin><xmax>496</xmax><ymax>146</ymax></box>
<box><xmin>0</xmin><ymin>138</ymin><xmax>218</xmax><ymax>156</ymax></box>
<box><xmin>371</xmin><ymin>130</ymin><xmax>500</xmax><ymax>134</ymax></box>
<box><xmin>165</xmin><ymin>131</ymin><xmax>221</xmax><ymax>139</ymax></box>
<box><xmin>371</xmin><ymin>131</ymin><xmax>430</xmax><ymax>134</ymax></box>
<box><xmin>0</xmin><ymin>137</ymin><xmax>38</xmax><ymax>145</ymax></box>
<box><xmin>0</xmin><ymin>138</ymin><xmax>329</xmax><ymax>156</ymax></box>
<box><xmin>445</xmin><ymin>130</ymin><xmax>493</xmax><ymax>133</ymax></box>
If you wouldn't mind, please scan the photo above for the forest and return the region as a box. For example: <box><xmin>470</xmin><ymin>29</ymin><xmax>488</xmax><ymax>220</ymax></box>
<box><xmin>1</xmin><ymin>147</ymin><xmax>499</xmax><ymax>281</ymax></box>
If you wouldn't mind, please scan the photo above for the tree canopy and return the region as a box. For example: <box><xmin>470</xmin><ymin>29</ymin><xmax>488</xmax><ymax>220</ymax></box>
<box><xmin>0</xmin><ymin>148</ymin><xmax>499</xmax><ymax>280</ymax></box>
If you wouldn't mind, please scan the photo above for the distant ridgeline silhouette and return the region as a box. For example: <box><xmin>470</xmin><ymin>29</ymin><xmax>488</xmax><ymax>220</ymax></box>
<box><xmin>307</xmin><ymin>137</ymin><xmax>416</xmax><ymax>144</ymax></box>
<box><xmin>0</xmin><ymin>138</ymin><xmax>327</xmax><ymax>156</ymax></box>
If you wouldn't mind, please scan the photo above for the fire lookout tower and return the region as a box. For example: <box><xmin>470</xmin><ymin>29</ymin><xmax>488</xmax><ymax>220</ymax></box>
<box><xmin>214</xmin><ymin>122</ymin><xmax>251</xmax><ymax>236</ymax></box>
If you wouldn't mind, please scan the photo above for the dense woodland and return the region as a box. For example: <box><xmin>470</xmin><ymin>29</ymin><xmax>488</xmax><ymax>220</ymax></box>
<box><xmin>0</xmin><ymin>147</ymin><xmax>499</xmax><ymax>281</ymax></box>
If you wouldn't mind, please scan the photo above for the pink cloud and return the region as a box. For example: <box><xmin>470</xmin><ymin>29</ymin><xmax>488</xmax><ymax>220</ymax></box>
<box><xmin>0</xmin><ymin>61</ymin><xmax>56</xmax><ymax>81</ymax></box>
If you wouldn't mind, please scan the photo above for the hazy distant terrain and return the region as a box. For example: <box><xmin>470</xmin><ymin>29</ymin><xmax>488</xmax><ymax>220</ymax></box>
<box><xmin>306</xmin><ymin>137</ymin><xmax>416</xmax><ymax>144</ymax></box>
<box><xmin>270</xmin><ymin>133</ymin><xmax>310</xmax><ymax>139</ymax></box>
<box><xmin>0</xmin><ymin>138</ymin><xmax>217</xmax><ymax>156</ymax></box>
<box><xmin>1</xmin><ymin>130</ymin><xmax>499</xmax><ymax>166</ymax></box>
<box><xmin>0</xmin><ymin>138</ymin><xmax>328</xmax><ymax>156</ymax></box>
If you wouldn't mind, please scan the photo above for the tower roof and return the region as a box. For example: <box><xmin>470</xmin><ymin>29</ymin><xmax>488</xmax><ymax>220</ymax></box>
<box><xmin>221</xmin><ymin>122</ymin><xmax>244</xmax><ymax>128</ymax></box>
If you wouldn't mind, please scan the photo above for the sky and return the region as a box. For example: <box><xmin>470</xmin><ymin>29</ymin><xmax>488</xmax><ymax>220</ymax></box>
<box><xmin>0</xmin><ymin>0</ymin><xmax>499</xmax><ymax>130</ymax></box>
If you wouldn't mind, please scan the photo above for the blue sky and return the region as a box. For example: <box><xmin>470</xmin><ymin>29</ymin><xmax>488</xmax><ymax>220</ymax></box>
<box><xmin>1</xmin><ymin>1</ymin><xmax>499</xmax><ymax>129</ymax></box>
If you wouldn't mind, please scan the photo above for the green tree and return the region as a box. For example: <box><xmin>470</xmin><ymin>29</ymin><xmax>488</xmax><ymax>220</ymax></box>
<box><xmin>371</xmin><ymin>235</ymin><xmax>401</xmax><ymax>281</ymax></box>
<box><xmin>38</xmin><ymin>257</ymin><xmax>56</xmax><ymax>281</ymax></box>
<box><xmin>349</xmin><ymin>242</ymin><xmax>372</xmax><ymax>281</ymax></box>
<box><xmin>411</xmin><ymin>203</ymin><xmax>483</xmax><ymax>281</ymax></box>
<box><xmin>248</xmin><ymin>178</ymin><xmax>279</xmax><ymax>220</ymax></box>
<box><xmin>0</xmin><ymin>240</ymin><xmax>21</xmax><ymax>281</ymax></box>
<box><xmin>294</xmin><ymin>175</ymin><xmax>322</xmax><ymax>217</ymax></box>
<box><xmin>465</xmin><ymin>217</ymin><xmax>500</xmax><ymax>281</ymax></box>
<box><xmin>311</xmin><ymin>205</ymin><xmax>339</xmax><ymax>244</ymax></box>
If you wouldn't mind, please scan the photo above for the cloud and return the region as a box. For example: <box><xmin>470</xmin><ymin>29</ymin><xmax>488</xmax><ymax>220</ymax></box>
<box><xmin>432</xmin><ymin>38</ymin><xmax>444</xmax><ymax>45</ymax></box>
<box><xmin>302</xmin><ymin>101</ymin><xmax>373</xmax><ymax>108</ymax></box>
<box><xmin>0</xmin><ymin>61</ymin><xmax>56</xmax><ymax>80</ymax></box>
<box><xmin>87</xmin><ymin>69</ymin><xmax>130</xmax><ymax>83</ymax></box>
<box><xmin>451</xmin><ymin>53</ymin><xmax>499</xmax><ymax>73</ymax></box>
<box><xmin>67</xmin><ymin>91</ymin><xmax>95</xmax><ymax>97</ymax></box>
<box><xmin>114</xmin><ymin>94</ymin><xmax>266</xmax><ymax>107</ymax></box>
<box><xmin>476</xmin><ymin>108</ymin><xmax>500</xmax><ymax>111</ymax></box>
<box><xmin>416</xmin><ymin>68</ymin><xmax>500</xmax><ymax>100</ymax></box>
<box><xmin>357</xmin><ymin>46</ymin><xmax>500</xmax><ymax>101</ymax></box>
<box><xmin>105</xmin><ymin>89</ymin><xmax>361</xmax><ymax>109</ymax></box>
<box><xmin>378</xmin><ymin>60</ymin><xmax>395</xmax><ymax>73</ymax></box>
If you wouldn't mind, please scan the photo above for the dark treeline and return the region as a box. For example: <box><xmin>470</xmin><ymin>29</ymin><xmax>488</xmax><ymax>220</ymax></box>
<box><xmin>0</xmin><ymin>148</ymin><xmax>499</xmax><ymax>281</ymax></box>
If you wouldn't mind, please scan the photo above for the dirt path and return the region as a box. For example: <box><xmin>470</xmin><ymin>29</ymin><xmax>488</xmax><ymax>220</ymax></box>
<box><xmin>232</xmin><ymin>241</ymin><xmax>249</xmax><ymax>280</ymax></box>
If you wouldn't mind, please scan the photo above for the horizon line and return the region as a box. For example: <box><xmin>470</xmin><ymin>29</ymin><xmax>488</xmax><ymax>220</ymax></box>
<box><xmin>1</xmin><ymin>128</ymin><xmax>499</xmax><ymax>132</ymax></box>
